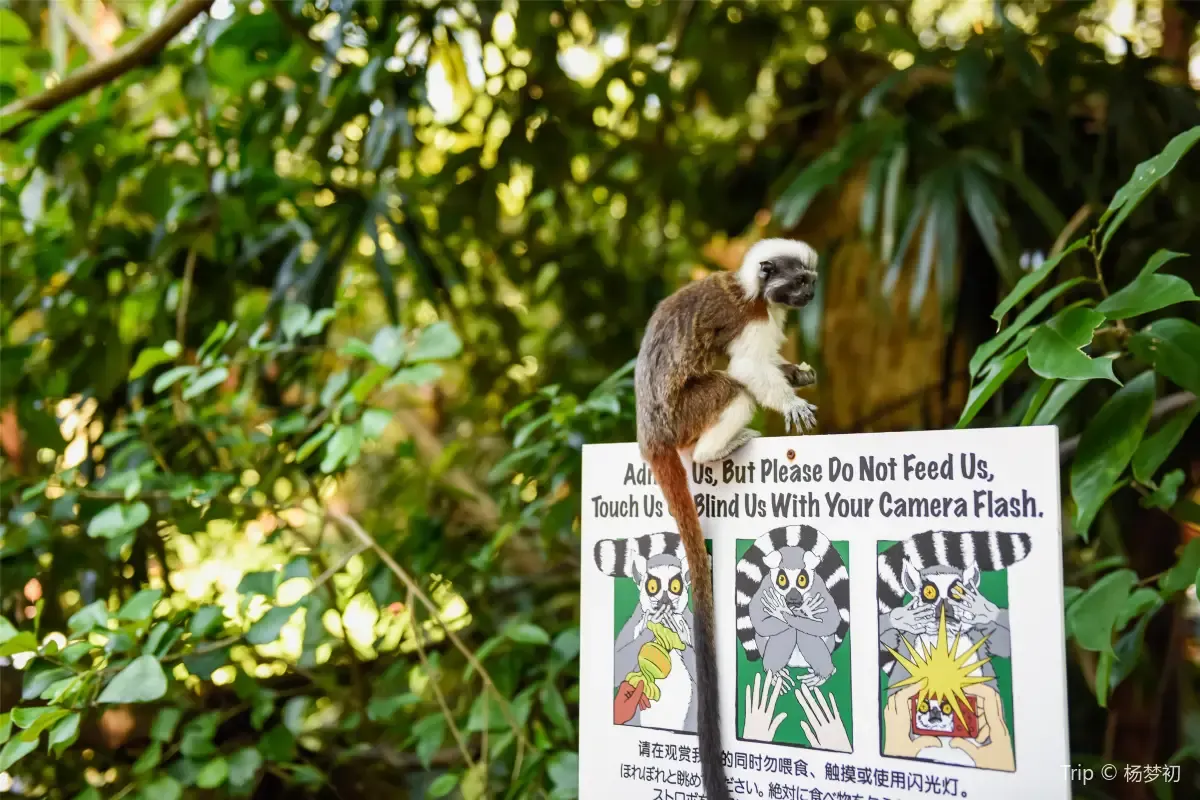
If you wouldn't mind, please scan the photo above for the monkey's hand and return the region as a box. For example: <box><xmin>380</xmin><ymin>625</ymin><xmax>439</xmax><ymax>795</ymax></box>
<box><xmin>782</xmin><ymin>363</ymin><xmax>817</xmax><ymax>388</ymax></box>
<box><xmin>766</xmin><ymin>668</ymin><xmax>795</xmax><ymax>693</ymax></box>
<box><xmin>783</xmin><ymin>397</ymin><xmax>818</xmax><ymax>433</ymax></box>
<box><xmin>959</xmin><ymin>586</ymin><xmax>1000</xmax><ymax>626</ymax></box>
<box><xmin>889</xmin><ymin>601</ymin><xmax>932</xmax><ymax>636</ymax></box>
<box><xmin>800</xmin><ymin>666</ymin><xmax>834</xmax><ymax>688</ymax></box>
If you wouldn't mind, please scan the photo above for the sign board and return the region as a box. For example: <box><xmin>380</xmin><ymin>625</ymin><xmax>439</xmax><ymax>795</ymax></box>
<box><xmin>579</xmin><ymin>426</ymin><xmax>1070</xmax><ymax>799</ymax></box>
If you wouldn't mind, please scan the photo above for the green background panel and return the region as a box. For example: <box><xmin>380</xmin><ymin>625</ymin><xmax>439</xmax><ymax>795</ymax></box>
<box><xmin>733</xmin><ymin>538</ymin><xmax>854</xmax><ymax>751</ymax></box>
<box><xmin>876</xmin><ymin>540</ymin><xmax>1016</xmax><ymax>758</ymax></box>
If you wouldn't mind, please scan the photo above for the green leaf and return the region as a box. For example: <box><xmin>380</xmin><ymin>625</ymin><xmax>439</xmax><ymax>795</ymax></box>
<box><xmin>505</xmin><ymin>622</ymin><xmax>550</xmax><ymax>645</ymax></box>
<box><xmin>1127</xmin><ymin>318</ymin><xmax>1200</xmax><ymax>395</ymax></box>
<box><xmin>87</xmin><ymin>502</ymin><xmax>150</xmax><ymax>538</ymax></box>
<box><xmin>129</xmin><ymin>347</ymin><xmax>176</xmax><ymax>380</ymax></box>
<box><xmin>1141</xmin><ymin>469</ymin><xmax>1185</xmax><ymax>510</ymax></box>
<box><xmin>340</xmin><ymin>338</ymin><xmax>376</xmax><ymax>360</ymax></box>
<box><xmin>548</xmin><ymin>752</ymin><xmax>579</xmax><ymax>795</ymax></box>
<box><xmin>988</xmin><ymin>245</ymin><xmax>1094</xmax><ymax>323</ymax></box>
<box><xmin>1070</xmin><ymin>371</ymin><xmax>1156</xmax><ymax>537</ymax></box>
<box><xmin>1094</xmin><ymin>272</ymin><xmax>1198</xmax><ymax>320</ymax></box>
<box><xmin>296</xmin><ymin>423</ymin><xmax>335</xmax><ymax>462</ymax></box>
<box><xmin>281</xmin><ymin>302</ymin><xmax>312</xmax><ymax>341</ymax></box>
<box><xmin>150</xmin><ymin>707</ymin><xmax>183</xmax><ymax>742</ymax></box>
<box><xmin>1132</xmin><ymin>401</ymin><xmax>1198</xmax><ymax>482</ymax></box>
<box><xmin>408</xmin><ymin>321</ymin><xmax>462</xmax><ymax>362</ymax></box>
<box><xmin>282</xmin><ymin>557</ymin><xmax>312</xmax><ymax>583</ymax></box>
<box><xmin>48</xmin><ymin>713</ymin><xmax>81</xmax><ymax>755</ymax></box>
<box><xmin>1160</xmin><ymin>538</ymin><xmax>1200</xmax><ymax>594</ymax></box>
<box><xmin>237</xmin><ymin>570</ymin><xmax>278</xmax><ymax>598</ymax></box>
<box><xmin>0</xmin><ymin>736</ymin><xmax>38</xmax><ymax>772</ymax></box>
<box><xmin>370</xmin><ymin>326</ymin><xmax>407</xmax><ymax>368</ymax></box>
<box><xmin>197</xmin><ymin>756</ymin><xmax>229</xmax><ymax>788</ymax></box>
<box><xmin>0</xmin><ymin>616</ymin><xmax>17</xmax><ymax>644</ymax></box>
<box><xmin>228</xmin><ymin>747</ymin><xmax>263</xmax><ymax>788</ymax></box>
<box><xmin>969</xmin><ymin>278</ymin><xmax>1084</xmax><ymax>377</ymax></box>
<box><xmin>68</xmin><ymin>600</ymin><xmax>110</xmax><ymax>633</ymax></box>
<box><xmin>1100</xmin><ymin>125</ymin><xmax>1200</xmax><ymax>250</ymax></box>
<box><xmin>0</xmin><ymin>713</ymin><xmax>9</xmax><ymax>745</ymax></box>
<box><xmin>953</xmin><ymin>45</ymin><xmax>987</xmax><ymax>118</ymax></box>
<box><xmin>98</xmin><ymin>655</ymin><xmax>168</xmax><ymax>703</ymax></box>
<box><xmin>196</xmin><ymin>321</ymin><xmax>235</xmax><ymax>363</ymax></box>
<box><xmin>428</xmin><ymin>773</ymin><xmax>460</xmax><ymax>798</ymax></box>
<box><xmin>153</xmin><ymin>365</ymin><xmax>196</xmax><ymax>393</ymax></box>
<box><xmin>1133</xmin><ymin>249</ymin><xmax>1187</xmax><ymax>280</ymax></box>
<box><xmin>133</xmin><ymin>741</ymin><xmax>162</xmax><ymax>774</ymax></box>
<box><xmin>1019</xmin><ymin>378</ymin><xmax>1056</xmax><ymax>426</ymax></box>
<box><xmin>1027</xmin><ymin>308</ymin><xmax>1116</xmax><ymax>384</ymax></box>
<box><xmin>246</xmin><ymin>605</ymin><xmax>299</xmax><ymax>645</ymax></box>
<box><xmin>190</xmin><ymin>605</ymin><xmax>225</xmax><ymax>637</ymax></box>
<box><xmin>320</xmin><ymin>426</ymin><xmax>361</xmax><ymax>473</ymax></box>
<box><xmin>182</xmin><ymin>366</ymin><xmax>229</xmax><ymax>400</ymax></box>
<box><xmin>955</xmin><ymin>349</ymin><xmax>1026</xmax><ymax>429</ymax></box>
<box><xmin>0</xmin><ymin>10</ymin><xmax>33</xmax><ymax>43</ymax></box>
<box><xmin>117</xmin><ymin>589</ymin><xmax>163</xmax><ymax>621</ymax></box>
<box><xmin>360</xmin><ymin>409</ymin><xmax>391</xmax><ymax>439</ymax></box>
<box><xmin>540</xmin><ymin>683</ymin><xmax>574</xmax><ymax>738</ymax></box>
<box><xmin>384</xmin><ymin>363</ymin><xmax>443</xmax><ymax>388</ymax></box>
<box><xmin>1116</xmin><ymin>588</ymin><xmax>1162</xmax><ymax>631</ymax></box>
<box><xmin>1068</xmin><ymin>569</ymin><xmax>1137</xmax><ymax>653</ymax></box>
<box><xmin>1032</xmin><ymin>378</ymin><xmax>1090</xmax><ymax>425</ymax></box>
<box><xmin>142</xmin><ymin>776</ymin><xmax>182</xmax><ymax>800</ymax></box>
<box><xmin>0</xmin><ymin>632</ymin><xmax>35</xmax><ymax>657</ymax></box>
<box><xmin>183</xmin><ymin>646</ymin><xmax>230</xmax><ymax>680</ymax></box>
<box><xmin>960</xmin><ymin>164</ymin><xmax>1011</xmax><ymax>280</ymax></box>
<box><xmin>302</xmin><ymin>309</ymin><xmax>336</xmax><ymax>337</ymax></box>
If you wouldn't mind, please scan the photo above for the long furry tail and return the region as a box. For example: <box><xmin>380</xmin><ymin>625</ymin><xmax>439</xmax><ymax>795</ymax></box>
<box><xmin>647</xmin><ymin>448</ymin><xmax>730</xmax><ymax>800</ymax></box>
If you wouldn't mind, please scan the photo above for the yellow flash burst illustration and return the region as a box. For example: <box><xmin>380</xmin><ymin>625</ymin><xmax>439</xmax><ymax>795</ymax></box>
<box><xmin>885</xmin><ymin>605</ymin><xmax>992</xmax><ymax>729</ymax></box>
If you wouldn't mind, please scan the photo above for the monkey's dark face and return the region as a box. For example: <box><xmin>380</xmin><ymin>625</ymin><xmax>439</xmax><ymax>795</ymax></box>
<box><xmin>759</xmin><ymin>257</ymin><xmax>817</xmax><ymax>308</ymax></box>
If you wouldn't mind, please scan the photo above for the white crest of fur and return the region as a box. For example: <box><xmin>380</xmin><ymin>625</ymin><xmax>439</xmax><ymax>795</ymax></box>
<box><xmin>736</xmin><ymin>237</ymin><xmax>819</xmax><ymax>297</ymax></box>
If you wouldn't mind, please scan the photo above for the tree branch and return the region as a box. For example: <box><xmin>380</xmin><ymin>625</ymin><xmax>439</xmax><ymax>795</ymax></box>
<box><xmin>1059</xmin><ymin>391</ymin><xmax>1196</xmax><ymax>462</ymax></box>
<box><xmin>0</xmin><ymin>0</ymin><xmax>214</xmax><ymax>121</ymax></box>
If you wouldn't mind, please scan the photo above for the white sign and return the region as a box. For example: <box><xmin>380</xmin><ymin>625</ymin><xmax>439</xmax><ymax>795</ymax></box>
<box><xmin>579</xmin><ymin>426</ymin><xmax>1070</xmax><ymax>800</ymax></box>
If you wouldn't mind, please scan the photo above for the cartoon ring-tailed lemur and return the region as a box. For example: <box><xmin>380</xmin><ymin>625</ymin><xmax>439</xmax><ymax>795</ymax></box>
<box><xmin>734</xmin><ymin>525</ymin><xmax>850</xmax><ymax>692</ymax></box>
<box><xmin>877</xmin><ymin>530</ymin><xmax>1032</xmax><ymax>697</ymax></box>
<box><xmin>594</xmin><ymin>532</ymin><xmax>698</xmax><ymax>732</ymax></box>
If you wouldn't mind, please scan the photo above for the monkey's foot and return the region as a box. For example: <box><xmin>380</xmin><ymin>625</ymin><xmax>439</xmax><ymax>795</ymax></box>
<box><xmin>783</xmin><ymin>363</ymin><xmax>817</xmax><ymax>388</ymax></box>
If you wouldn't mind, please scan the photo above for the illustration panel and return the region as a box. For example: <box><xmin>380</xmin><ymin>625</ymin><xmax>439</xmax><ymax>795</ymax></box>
<box><xmin>734</xmin><ymin>525</ymin><xmax>853</xmax><ymax>754</ymax></box>
<box><xmin>595</xmin><ymin>533</ymin><xmax>713</xmax><ymax>736</ymax></box>
<box><xmin>876</xmin><ymin>530</ymin><xmax>1029</xmax><ymax>773</ymax></box>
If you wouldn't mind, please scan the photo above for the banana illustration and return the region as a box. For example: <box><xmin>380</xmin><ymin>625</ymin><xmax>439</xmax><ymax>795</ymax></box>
<box><xmin>624</xmin><ymin>621</ymin><xmax>685</xmax><ymax>702</ymax></box>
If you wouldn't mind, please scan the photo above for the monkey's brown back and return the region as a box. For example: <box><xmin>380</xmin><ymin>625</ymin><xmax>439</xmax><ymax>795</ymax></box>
<box><xmin>634</xmin><ymin>272</ymin><xmax>764</xmax><ymax>453</ymax></box>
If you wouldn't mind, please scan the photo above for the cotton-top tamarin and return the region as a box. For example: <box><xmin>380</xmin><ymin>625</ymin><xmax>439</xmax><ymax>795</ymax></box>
<box><xmin>634</xmin><ymin>238</ymin><xmax>819</xmax><ymax>800</ymax></box>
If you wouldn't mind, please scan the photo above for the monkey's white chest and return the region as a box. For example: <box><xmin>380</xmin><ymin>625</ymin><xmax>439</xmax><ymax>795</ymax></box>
<box><xmin>640</xmin><ymin>651</ymin><xmax>692</xmax><ymax>730</ymax></box>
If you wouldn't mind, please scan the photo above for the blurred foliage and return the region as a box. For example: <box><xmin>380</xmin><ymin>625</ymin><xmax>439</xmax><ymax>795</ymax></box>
<box><xmin>0</xmin><ymin>0</ymin><xmax>1198</xmax><ymax>798</ymax></box>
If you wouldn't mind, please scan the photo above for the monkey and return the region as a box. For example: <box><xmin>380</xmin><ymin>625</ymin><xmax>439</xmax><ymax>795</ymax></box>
<box><xmin>734</xmin><ymin>525</ymin><xmax>850</xmax><ymax>695</ymax></box>
<box><xmin>877</xmin><ymin>530</ymin><xmax>1031</xmax><ymax>694</ymax></box>
<box><xmin>634</xmin><ymin>238</ymin><xmax>820</xmax><ymax>800</ymax></box>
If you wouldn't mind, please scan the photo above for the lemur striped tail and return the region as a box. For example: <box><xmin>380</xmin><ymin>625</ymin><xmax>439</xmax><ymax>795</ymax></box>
<box><xmin>734</xmin><ymin>524</ymin><xmax>850</xmax><ymax>662</ymax></box>
<box><xmin>877</xmin><ymin>530</ymin><xmax>1032</xmax><ymax>674</ymax></box>
<box><xmin>594</xmin><ymin>532</ymin><xmax>685</xmax><ymax>578</ymax></box>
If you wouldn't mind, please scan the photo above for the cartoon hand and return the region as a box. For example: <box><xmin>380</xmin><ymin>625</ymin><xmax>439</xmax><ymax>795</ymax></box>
<box><xmin>890</xmin><ymin>601</ymin><xmax>932</xmax><ymax>635</ymax></box>
<box><xmin>882</xmin><ymin>683</ymin><xmax>941</xmax><ymax>758</ymax></box>
<box><xmin>761</xmin><ymin>591</ymin><xmax>787</xmax><ymax>621</ymax></box>
<box><xmin>742</xmin><ymin>672</ymin><xmax>787</xmax><ymax>742</ymax></box>
<box><xmin>765</xmin><ymin>668</ymin><xmax>795</xmax><ymax>693</ymax></box>
<box><xmin>798</xmin><ymin>593</ymin><xmax>826</xmax><ymax>621</ymax></box>
<box><xmin>794</xmin><ymin>683</ymin><xmax>851</xmax><ymax>753</ymax></box>
<box><xmin>614</xmin><ymin>680</ymin><xmax>651</xmax><ymax>725</ymax></box>
<box><xmin>948</xmin><ymin>684</ymin><xmax>1015</xmax><ymax>771</ymax></box>
<box><xmin>784</xmin><ymin>398</ymin><xmax>818</xmax><ymax>433</ymax></box>
<box><xmin>958</xmin><ymin>587</ymin><xmax>1000</xmax><ymax>626</ymax></box>
<box><xmin>659</xmin><ymin>612</ymin><xmax>691</xmax><ymax>647</ymax></box>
